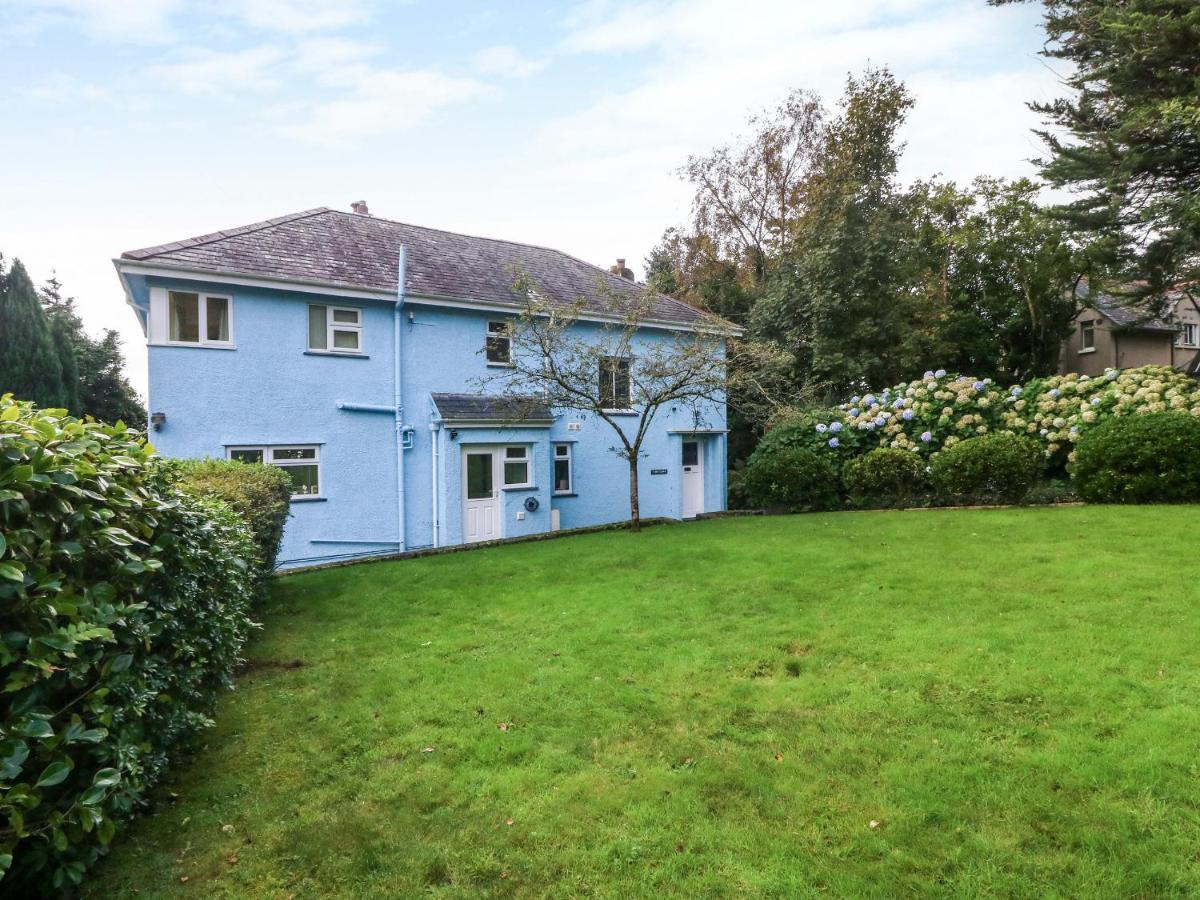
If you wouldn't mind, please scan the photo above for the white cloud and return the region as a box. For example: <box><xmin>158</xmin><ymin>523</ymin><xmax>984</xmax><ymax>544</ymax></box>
<box><xmin>473</xmin><ymin>45</ymin><xmax>549</xmax><ymax>79</ymax></box>
<box><xmin>222</xmin><ymin>0</ymin><xmax>371</xmax><ymax>34</ymax></box>
<box><xmin>0</xmin><ymin>0</ymin><xmax>184</xmax><ymax>42</ymax></box>
<box><xmin>147</xmin><ymin>45</ymin><xmax>290</xmax><ymax>94</ymax></box>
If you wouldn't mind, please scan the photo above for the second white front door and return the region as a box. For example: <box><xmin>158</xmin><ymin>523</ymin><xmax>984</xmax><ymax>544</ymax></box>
<box><xmin>463</xmin><ymin>450</ymin><xmax>500</xmax><ymax>543</ymax></box>
<box><xmin>681</xmin><ymin>440</ymin><xmax>704</xmax><ymax>518</ymax></box>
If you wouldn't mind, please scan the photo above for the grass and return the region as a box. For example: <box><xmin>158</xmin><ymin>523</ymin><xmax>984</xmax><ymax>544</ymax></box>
<box><xmin>87</xmin><ymin>507</ymin><xmax>1200</xmax><ymax>898</ymax></box>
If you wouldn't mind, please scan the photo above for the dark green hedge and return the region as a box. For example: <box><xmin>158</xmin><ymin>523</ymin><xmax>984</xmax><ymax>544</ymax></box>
<box><xmin>175</xmin><ymin>458</ymin><xmax>291</xmax><ymax>601</ymax></box>
<box><xmin>1072</xmin><ymin>412</ymin><xmax>1200</xmax><ymax>503</ymax></box>
<box><xmin>843</xmin><ymin>448</ymin><xmax>928</xmax><ymax>507</ymax></box>
<box><xmin>742</xmin><ymin>446</ymin><xmax>839</xmax><ymax>512</ymax></box>
<box><xmin>930</xmin><ymin>433</ymin><xmax>1043</xmax><ymax>505</ymax></box>
<box><xmin>0</xmin><ymin>396</ymin><xmax>257</xmax><ymax>892</ymax></box>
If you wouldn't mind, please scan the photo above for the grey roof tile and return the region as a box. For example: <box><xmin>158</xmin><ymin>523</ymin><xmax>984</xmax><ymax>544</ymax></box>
<box><xmin>122</xmin><ymin>208</ymin><xmax>710</xmax><ymax>328</ymax></box>
<box><xmin>430</xmin><ymin>393</ymin><xmax>554</xmax><ymax>423</ymax></box>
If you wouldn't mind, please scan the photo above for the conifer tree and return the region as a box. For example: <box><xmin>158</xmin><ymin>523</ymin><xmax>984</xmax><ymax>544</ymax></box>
<box><xmin>0</xmin><ymin>257</ymin><xmax>68</xmax><ymax>407</ymax></box>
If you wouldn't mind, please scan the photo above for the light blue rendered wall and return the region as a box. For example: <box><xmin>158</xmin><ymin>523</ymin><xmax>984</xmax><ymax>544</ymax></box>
<box><xmin>133</xmin><ymin>273</ymin><xmax>727</xmax><ymax>567</ymax></box>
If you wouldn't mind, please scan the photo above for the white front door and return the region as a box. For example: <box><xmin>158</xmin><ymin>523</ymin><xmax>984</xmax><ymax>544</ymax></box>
<box><xmin>463</xmin><ymin>450</ymin><xmax>500</xmax><ymax>543</ymax></box>
<box><xmin>681</xmin><ymin>440</ymin><xmax>704</xmax><ymax>518</ymax></box>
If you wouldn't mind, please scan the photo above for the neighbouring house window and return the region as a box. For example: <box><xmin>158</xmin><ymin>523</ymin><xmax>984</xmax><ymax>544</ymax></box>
<box><xmin>553</xmin><ymin>443</ymin><xmax>572</xmax><ymax>494</ymax></box>
<box><xmin>1177</xmin><ymin>323</ymin><xmax>1198</xmax><ymax>348</ymax></box>
<box><xmin>503</xmin><ymin>446</ymin><xmax>530</xmax><ymax>487</ymax></box>
<box><xmin>486</xmin><ymin>320</ymin><xmax>512</xmax><ymax>365</ymax></box>
<box><xmin>229</xmin><ymin>445</ymin><xmax>321</xmax><ymax>498</ymax></box>
<box><xmin>308</xmin><ymin>305</ymin><xmax>362</xmax><ymax>353</ymax></box>
<box><xmin>599</xmin><ymin>356</ymin><xmax>631</xmax><ymax>409</ymax></box>
<box><xmin>1079</xmin><ymin>320</ymin><xmax>1096</xmax><ymax>352</ymax></box>
<box><xmin>168</xmin><ymin>290</ymin><xmax>231</xmax><ymax>345</ymax></box>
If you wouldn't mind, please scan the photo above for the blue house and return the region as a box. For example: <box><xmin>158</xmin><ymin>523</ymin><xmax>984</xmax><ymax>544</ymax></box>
<box><xmin>115</xmin><ymin>204</ymin><xmax>729</xmax><ymax>568</ymax></box>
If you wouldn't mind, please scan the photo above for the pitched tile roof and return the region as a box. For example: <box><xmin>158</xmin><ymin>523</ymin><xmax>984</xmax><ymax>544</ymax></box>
<box><xmin>121</xmin><ymin>207</ymin><xmax>710</xmax><ymax>329</ymax></box>
<box><xmin>430</xmin><ymin>393</ymin><xmax>554</xmax><ymax>424</ymax></box>
<box><xmin>1077</xmin><ymin>281</ymin><xmax>1177</xmax><ymax>332</ymax></box>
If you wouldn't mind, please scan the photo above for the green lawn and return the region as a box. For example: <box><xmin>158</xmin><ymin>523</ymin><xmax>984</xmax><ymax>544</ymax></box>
<box><xmin>87</xmin><ymin>507</ymin><xmax>1200</xmax><ymax>898</ymax></box>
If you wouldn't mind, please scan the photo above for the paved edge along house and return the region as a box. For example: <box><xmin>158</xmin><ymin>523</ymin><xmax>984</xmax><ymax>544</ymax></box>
<box><xmin>114</xmin><ymin>204</ymin><xmax>731</xmax><ymax>568</ymax></box>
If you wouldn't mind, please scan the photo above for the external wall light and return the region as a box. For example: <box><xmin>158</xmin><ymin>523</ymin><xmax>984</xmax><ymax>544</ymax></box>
<box><xmin>150</xmin><ymin>411</ymin><xmax>167</xmax><ymax>432</ymax></box>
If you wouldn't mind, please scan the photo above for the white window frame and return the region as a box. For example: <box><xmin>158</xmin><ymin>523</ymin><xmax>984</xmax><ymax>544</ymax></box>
<box><xmin>1079</xmin><ymin>320</ymin><xmax>1096</xmax><ymax>353</ymax></box>
<box><xmin>309</xmin><ymin>304</ymin><xmax>363</xmax><ymax>354</ymax></box>
<box><xmin>486</xmin><ymin>320</ymin><xmax>512</xmax><ymax>366</ymax></box>
<box><xmin>227</xmin><ymin>445</ymin><xmax>322</xmax><ymax>500</ymax></box>
<box><xmin>1176</xmin><ymin>323</ymin><xmax>1198</xmax><ymax>348</ymax></box>
<box><xmin>553</xmin><ymin>443</ymin><xmax>573</xmax><ymax>495</ymax></box>
<box><xmin>501</xmin><ymin>445</ymin><xmax>531</xmax><ymax>488</ymax></box>
<box><xmin>149</xmin><ymin>287</ymin><xmax>235</xmax><ymax>348</ymax></box>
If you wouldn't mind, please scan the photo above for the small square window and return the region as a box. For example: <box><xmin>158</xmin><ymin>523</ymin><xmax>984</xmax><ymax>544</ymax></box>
<box><xmin>229</xmin><ymin>445</ymin><xmax>321</xmax><ymax>499</ymax></box>
<box><xmin>308</xmin><ymin>305</ymin><xmax>363</xmax><ymax>354</ymax></box>
<box><xmin>502</xmin><ymin>445</ymin><xmax>529</xmax><ymax>486</ymax></box>
<box><xmin>166</xmin><ymin>290</ymin><xmax>232</xmax><ymax>346</ymax></box>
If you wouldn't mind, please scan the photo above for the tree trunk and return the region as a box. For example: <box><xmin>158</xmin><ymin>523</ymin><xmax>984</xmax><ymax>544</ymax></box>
<box><xmin>628</xmin><ymin>456</ymin><xmax>641</xmax><ymax>532</ymax></box>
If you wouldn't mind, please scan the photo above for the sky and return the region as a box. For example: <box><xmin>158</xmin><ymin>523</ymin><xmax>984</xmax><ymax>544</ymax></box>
<box><xmin>0</xmin><ymin>0</ymin><xmax>1062</xmax><ymax>397</ymax></box>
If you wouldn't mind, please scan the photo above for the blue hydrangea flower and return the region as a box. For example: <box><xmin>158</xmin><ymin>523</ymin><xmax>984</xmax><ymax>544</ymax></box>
<box><xmin>860</xmin><ymin>421</ymin><xmax>873</xmax><ymax>430</ymax></box>
<box><xmin>934</xmin><ymin>369</ymin><xmax>946</xmax><ymax>378</ymax></box>
<box><xmin>1010</xmin><ymin>386</ymin><xmax>1023</xmax><ymax>397</ymax></box>
<box><xmin>864</xmin><ymin>394</ymin><xmax>876</xmax><ymax>406</ymax></box>
<box><xmin>828</xmin><ymin>437</ymin><xmax>840</xmax><ymax>448</ymax></box>
<box><xmin>1049</xmin><ymin>388</ymin><xmax>1060</xmax><ymax>398</ymax></box>
<box><xmin>1070</xmin><ymin>426</ymin><xmax>1079</xmax><ymax>434</ymax></box>
<box><xmin>849</xmin><ymin>407</ymin><xmax>859</xmax><ymax>417</ymax></box>
<box><xmin>973</xmin><ymin>381</ymin><xmax>985</xmax><ymax>392</ymax></box>
<box><xmin>829</xmin><ymin>421</ymin><xmax>843</xmax><ymax>433</ymax></box>
<box><xmin>816</xmin><ymin>423</ymin><xmax>828</xmax><ymax>433</ymax></box>
<box><xmin>1106</xmin><ymin>369</ymin><xmax>1118</xmax><ymax>380</ymax></box>
<box><xmin>874</xmin><ymin>416</ymin><xmax>887</xmax><ymax>427</ymax></box>
<box><xmin>1090</xmin><ymin>396</ymin><xmax>1101</xmax><ymax>406</ymax></box>
<box><xmin>923</xmin><ymin>370</ymin><xmax>934</xmax><ymax>379</ymax></box>
<box><xmin>903</xmin><ymin>409</ymin><xmax>915</xmax><ymax>420</ymax></box>
<box><xmin>892</xmin><ymin>398</ymin><xmax>904</xmax><ymax>409</ymax></box>
<box><xmin>920</xmin><ymin>431</ymin><xmax>932</xmax><ymax>442</ymax></box>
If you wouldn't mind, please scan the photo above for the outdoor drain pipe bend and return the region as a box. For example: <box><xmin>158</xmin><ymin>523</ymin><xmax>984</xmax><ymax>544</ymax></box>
<box><xmin>394</xmin><ymin>245</ymin><xmax>408</xmax><ymax>552</ymax></box>
<box><xmin>430</xmin><ymin>420</ymin><xmax>441</xmax><ymax>548</ymax></box>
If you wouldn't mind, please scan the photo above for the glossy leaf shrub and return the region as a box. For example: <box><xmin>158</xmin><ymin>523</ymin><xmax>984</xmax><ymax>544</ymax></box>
<box><xmin>0</xmin><ymin>396</ymin><xmax>257</xmax><ymax>892</ymax></box>
<box><xmin>843</xmin><ymin>448</ymin><xmax>929</xmax><ymax>507</ymax></box>
<box><xmin>930</xmin><ymin>433</ymin><xmax>1043</xmax><ymax>505</ymax></box>
<box><xmin>742</xmin><ymin>446</ymin><xmax>839</xmax><ymax>512</ymax></box>
<box><xmin>175</xmin><ymin>458</ymin><xmax>291</xmax><ymax>602</ymax></box>
<box><xmin>1072</xmin><ymin>412</ymin><xmax>1200</xmax><ymax>504</ymax></box>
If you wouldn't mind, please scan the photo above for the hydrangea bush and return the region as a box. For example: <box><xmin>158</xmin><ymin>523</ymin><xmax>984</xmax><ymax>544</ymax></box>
<box><xmin>800</xmin><ymin>365</ymin><xmax>1200</xmax><ymax>470</ymax></box>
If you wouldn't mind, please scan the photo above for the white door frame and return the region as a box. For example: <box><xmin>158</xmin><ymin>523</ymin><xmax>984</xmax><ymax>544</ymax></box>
<box><xmin>681</xmin><ymin>438</ymin><xmax>705</xmax><ymax>519</ymax></box>
<box><xmin>461</xmin><ymin>446</ymin><xmax>502</xmax><ymax>543</ymax></box>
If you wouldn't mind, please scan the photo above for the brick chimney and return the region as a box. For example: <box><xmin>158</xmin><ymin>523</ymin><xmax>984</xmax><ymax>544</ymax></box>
<box><xmin>610</xmin><ymin>258</ymin><xmax>634</xmax><ymax>281</ymax></box>
<box><xmin>350</xmin><ymin>200</ymin><xmax>370</xmax><ymax>215</ymax></box>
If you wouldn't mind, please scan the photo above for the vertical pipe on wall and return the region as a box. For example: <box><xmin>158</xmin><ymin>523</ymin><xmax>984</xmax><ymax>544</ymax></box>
<box><xmin>429</xmin><ymin>421</ymin><xmax>441</xmax><ymax>548</ymax></box>
<box><xmin>394</xmin><ymin>246</ymin><xmax>408</xmax><ymax>552</ymax></box>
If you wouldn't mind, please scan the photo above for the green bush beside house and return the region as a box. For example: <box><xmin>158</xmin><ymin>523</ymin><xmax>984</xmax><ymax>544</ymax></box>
<box><xmin>0</xmin><ymin>397</ymin><xmax>282</xmax><ymax>892</ymax></box>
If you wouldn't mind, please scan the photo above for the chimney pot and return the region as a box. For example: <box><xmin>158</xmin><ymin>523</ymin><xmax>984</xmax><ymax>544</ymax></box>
<box><xmin>610</xmin><ymin>258</ymin><xmax>634</xmax><ymax>281</ymax></box>
<box><xmin>351</xmin><ymin>200</ymin><xmax>370</xmax><ymax>215</ymax></box>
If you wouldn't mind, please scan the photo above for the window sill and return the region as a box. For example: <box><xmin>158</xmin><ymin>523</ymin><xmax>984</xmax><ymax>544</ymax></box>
<box><xmin>290</xmin><ymin>496</ymin><xmax>327</xmax><ymax>503</ymax></box>
<box><xmin>602</xmin><ymin>409</ymin><xmax>638</xmax><ymax>416</ymax></box>
<box><xmin>501</xmin><ymin>485</ymin><xmax>537</xmax><ymax>493</ymax></box>
<box><xmin>1077</xmin><ymin>348</ymin><xmax>1096</xmax><ymax>355</ymax></box>
<box><xmin>553</xmin><ymin>492</ymin><xmax>577</xmax><ymax>498</ymax></box>
<box><xmin>151</xmin><ymin>341</ymin><xmax>237</xmax><ymax>350</ymax></box>
<box><xmin>304</xmin><ymin>350</ymin><xmax>370</xmax><ymax>359</ymax></box>
<box><xmin>486</xmin><ymin>361</ymin><xmax>515</xmax><ymax>368</ymax></box>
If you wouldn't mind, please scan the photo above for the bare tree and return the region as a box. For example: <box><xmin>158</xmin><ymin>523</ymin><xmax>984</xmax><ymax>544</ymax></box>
<box><xmin>477</xmin><ymin>275</ymin><xmax>737</xmax><ymax>532</ymax></box>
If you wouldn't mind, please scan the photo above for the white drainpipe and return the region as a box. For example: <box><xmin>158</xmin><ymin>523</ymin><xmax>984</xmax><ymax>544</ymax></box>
<box><xmin>429</xmin><ymin>420</ymin><xmax>442</xmax><ymax>548</ymax></box>
<box><xmin>394</xmin><ymin>246</ymin><xmax>408</xmax><ymax>552</ymax></box>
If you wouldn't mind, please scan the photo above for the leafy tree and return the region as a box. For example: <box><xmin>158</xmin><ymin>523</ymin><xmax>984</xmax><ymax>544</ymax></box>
<box><xmin>38</xmin><ymin>273</ymin><xmax>146</xmax><ymax>426</ymax></box>
<box><xmin>995</xmin><ymin>0</ymin><xmax>1200</xmax><ymax>294</ymax></box>
<box><xmin>0</xmin><ymin>258</ymin><xmax>68</xmax><ymax>408</ymax></box>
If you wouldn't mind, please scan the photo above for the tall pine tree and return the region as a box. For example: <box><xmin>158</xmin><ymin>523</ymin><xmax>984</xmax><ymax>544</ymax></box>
<box><xmin>0</xmin><ymin>257</ymin><xmax>69</xmax><ymax>408</ymax></box>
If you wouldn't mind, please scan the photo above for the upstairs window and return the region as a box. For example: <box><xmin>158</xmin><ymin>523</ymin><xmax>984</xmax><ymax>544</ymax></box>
<box><xmin>486</xmin><ymin>320</ymin><xmax>512</xmax><ymax>365</ymax></box>
<box><xmin>553</xmin><ymin>443</ymin><xmax>573</xmax><ymax>494</ymax></box>
<box><xmin>1079</xmin><ymin>320</ymin><xmax>1096</xmax><ymax>353</ymax></box>
<box><xmin>229</xmin><ymin>445</ymin><xmax>321</xmax><ymax>499</ymax></box>
<box><xmin>309</xmin><ymin>305</ymin><xmax>362</xmax><ymax>353</ymax></box>
<box><xmin>599</xmin><ymin>356</ymin><xmax>631</xmax><ymax>409</ymax></box>
<box><xmin>1177</xmin><ymin>323</ymin><xmax>1198</xmax><ymax>348</ymax></box>
<box><xmin>168</xmin><ymin>290</ymin><xmax>231</xmax><ymax>346</ymax></box>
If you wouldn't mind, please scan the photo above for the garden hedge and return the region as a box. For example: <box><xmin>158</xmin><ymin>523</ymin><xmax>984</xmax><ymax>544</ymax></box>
<box><xmin>742</xmin><ymin>446</ymin><xmax>838</xmax><ymax>512</ymax></box>
<box><xmin>175</xmin><ymin>458</ymin><xmax>291</xmax><ymax>602</ymax></box>
<box><xmin>0</xmin><ymin>396</ymin><xmax>258</xmax><ymax>892</ymax></box>
<box><xmin>930</xmin><ymin>433</ymin><xmax>1043</xmax><ymax>504</ymax></box>
<box><xmin>1072</xmin><ymin>412</ymin><xmax>1200</xmax><ymax>504</ymax></box>
<box><xmin>843</xmin><ymin>448</ymin><xmax>928</xmax><ymax>507</ymax></box>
